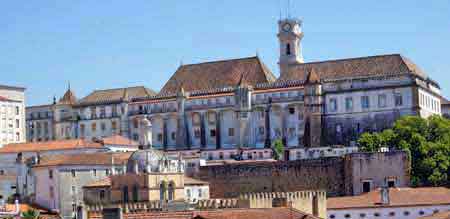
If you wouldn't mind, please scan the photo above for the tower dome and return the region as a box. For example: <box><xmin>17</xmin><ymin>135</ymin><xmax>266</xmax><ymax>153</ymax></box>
<box><xmin>126</xmin><ymin>149</ymin><xmax>185</xmax><ymax>174</ymax></box>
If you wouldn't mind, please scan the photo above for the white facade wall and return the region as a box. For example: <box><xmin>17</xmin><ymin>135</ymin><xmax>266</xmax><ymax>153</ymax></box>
<box><xmin>184</xmin><ymin>185</ymin><xmax>209</xmax><ymax>203</ymax></box>
<box><xmin>328</xmin><ymin>204</ymin><xmax>450</xmax><ymax>219</ymax></box>
<box><xmin>418</xmin><ymin>88</ymin><xmax>441</xmax><ymax>118</ymax></box>
<box><xmin>0</xmin><ymin>86</ymin><xmax>26</xmax><ymax>147</ymax></box>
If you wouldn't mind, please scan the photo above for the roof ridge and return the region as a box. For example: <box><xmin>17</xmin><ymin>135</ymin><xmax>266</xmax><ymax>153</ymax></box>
<box><xmin>298</xmin><ymin>53</ymin><xmax>402</xmax><ymax>65</ymax></box>
<box><xmin>92</xmin><ymin>86</ymin><xmax>146</xmax><ymax>92</ymax></box>
<box><xmin>181</xmin><ymin>56</ymin><xmax>258</xmax><ymax>67</ymax></box>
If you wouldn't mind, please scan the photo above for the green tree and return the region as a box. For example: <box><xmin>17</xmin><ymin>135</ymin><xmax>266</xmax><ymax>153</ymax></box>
<box><xmin>272</xmin><ymin>139</ymin><xmax>285</xmax><ymax>161</ymax></box>
<box><xmin>357</xmin><ymin>115</ymin><xmax>450</xmax><ymax>187</ymax></box>
<box><xmin>21</xmin><ymin>208</ymin><xmax>40</xmax><ymax>219</ymax></box>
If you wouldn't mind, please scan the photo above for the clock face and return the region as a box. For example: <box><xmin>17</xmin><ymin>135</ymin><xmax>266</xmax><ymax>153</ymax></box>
<box><xmin>283</xmin><ymin>23</ymin><xmax>292</xmax><ymax>32</ymax></box>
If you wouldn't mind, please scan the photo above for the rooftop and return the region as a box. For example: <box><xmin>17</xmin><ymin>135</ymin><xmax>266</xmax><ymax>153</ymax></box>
<box><xmin>96</xmin><ymin>135</ymin><xmax>139</xmax><ymax>147</ymax></box>
<box><xmin>77</xmin><ymin>86</ymin><xmax>156</xmax><ymax>106</ymax></box>
<box><xmin>159</xmin><ymin>56</ymin><xmax>276</xmax><ymax>95</ymax></box>
<box><xmin>0</xmin><ymin>139</ymin><xmax>104</xmax><ymax>153</ymax></box>
<box><xmin>327</xmin><ymin>187</ymin><xmax>450</xmax><ymax>210</ymax></box>
<box><xmin>84</xmin><ymin>177</ymin><xmax>112</xmax><ymax>188</ymax></box>
<box><xmin>88</xmin><ymin>207</ymin><xmax>320</xmax><ymax>219</ymax></box>
<box><xmin>34</xmin><ymin>152</ymin><xmax>132</xmax><ymax>168</ymax></box>
<box><xmin>279</xmin><ymin>54</ymin><xmax>429</xmax><ymax>82</ymax></box>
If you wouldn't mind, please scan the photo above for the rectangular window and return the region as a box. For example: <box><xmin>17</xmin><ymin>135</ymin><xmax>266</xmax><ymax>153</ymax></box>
<box><xmin>210</xmin><ymin>129</ymin><xmax>216</xmax><ymax>137</ymax></box>
<box><xmin>194</xmin><ymin>129</ymin><xmax>201</xmax><ymax>138</ymax></box>
<box><xmin>71</xmin><ymin>186</ymin><xmax>76</xmax><ymax>195</ymax></box>
<box><xmin>157</xmin><ymin>133</ymin><xmax>163</xmax><ymax>142</ymax></box>
<box><xmin>101</xmin><ymin>122</ymin><xmax>106</xmax><ymax>131</ymax></box>
<box><xmin>100</xmin><ymin>106</ymin><xmax>106</xmax><ymax>118</ymax></box>
<box><xmin>90</xmin><ymin>107</ymin><xmax>96</xmax><ymax>119</ymax></box>
<box><xmin>361</xmin><ymin>96</ymin><xmax>370</xmax><ymax>109</ymax></box>
<box><xmin>112</xmin><ymin>105</ymin><xmax>118</xmax><ymax>117</ymax></box>
<box><xmin>49</xmin><ymin>170</ymin><xmax>53</xmax><ymax>179</ymax></box>
<box><xmin>345</xmin><ymin>97</ymin><xmax>353</xmax><ymax>111</ymax></box>
<box><xmin>329</xmin><ymin>98</ymin><xmax>337</xmax><ymax>112</ymax></box>
<box><xmin>93</xmin><ymin>169</ymin><xmax>97</xmax><ymax>176</ymax></box>
<box><xmin>171</xmin><ymin>132</ymin><xmax>176</xmax><ymax>140</ymax></box>
<box><xmin>15</xmin><ymin>106</ymin><xmax>20</xmax><ymax>115</ymax></box>
<box><xmin>378</xmin><ymin>94</ymin><xmax>387</xmax><ymax>108</ymax></box>
<box><xmin>71</xmin><ymin>170</ymin><xmax>76</xmax><ymax>178</ymax></box>
<box><xmin>288</xmin><ymin>107</ymin><xmax>295</xmax><ymax>114</ymax></box>
<box><xmin>91</xmin><ymin>123</ymin><xmax>97</xmax><ymax>132</ymax></box>
<box><xmin>387</xmin><ymin>179</ymin><xmax>395</xmax><ymax>188</ymax></box>
<box><xmin>111</xmin><ymin>121</ymin><xmax>117</xmax><ymax>130</ymax></box>
<box><xmin>395</xmin><ymin>94</ymin><xmax>403</xmax><ymax>106</ymax></box>
<box><xmin>362</xmin><ymin>181</ymin><xmax>371</xmax><ymax>193</ymax></box>
<box><xmin>228</xmin><ymin>128</ymin><xmax>234</xmax><ymax>137</ymax></box>
<box><xmin>258</xmin><ymin>127</ymin><xmax>265</xmax><ymax>135</ymax></box>
<box><xmin>15</xmin><ymin>119</ymin><xmax>19</xmax><ymax>128</ymax></box>
<box><xmin>49</xmin><ymin>186</ymin><xmax>54</xmax><ymax>198</ymax></box>
<box><xmin>80</xmin><ymin>124</ymin><xmax>85</xmax><ymax>137</ymax></box>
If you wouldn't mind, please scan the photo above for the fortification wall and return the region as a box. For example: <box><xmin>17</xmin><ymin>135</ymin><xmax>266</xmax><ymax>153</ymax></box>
<box><xmin>196</xmin><ymin>158</ymin><xmax>345</xmax><ymax>198</ymax></box>
<box><xmin>196</xmin><ymin>151</ymin><xmax>409</xmax><ymax>198</ymax></box>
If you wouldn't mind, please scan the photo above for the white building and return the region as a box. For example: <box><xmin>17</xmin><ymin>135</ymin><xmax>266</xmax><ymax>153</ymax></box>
<box><xmin>0</xmin><ymin>136</ymin><xmax>138</xmax><ymax>201</ymax></box>
<box><xmin>32</xmin><ymin>152</ymin><xmax>132</xmax><ymax>219</ymax></box>
<box><xmin>0</xmin><ymin>85</ymin><xmax>26</xmax><ymax>147</ymax></box>
<box><xmin>327</xmin><ymin>187</ymin><xmax>450</xmax><ymax>219</ymax></box>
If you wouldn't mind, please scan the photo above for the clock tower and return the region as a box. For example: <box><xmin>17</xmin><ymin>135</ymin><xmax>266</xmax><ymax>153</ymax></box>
<box><xmin>278</xmin><ymin>18</ymin><xmax>304</xmax><ymax>77</ymax></box>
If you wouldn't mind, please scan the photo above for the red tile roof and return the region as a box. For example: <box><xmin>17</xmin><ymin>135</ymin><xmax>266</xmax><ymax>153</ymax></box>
<box><xmin>160</xmin><ymin>56</ymin><xmax>276</xmax><ymax>95</ymax></box>
<box><xmin>279</xmin><ymin>54</ymin><xmax>427</xmax><ymax>82</ymax></box>
<box><xmin>184</xmin><ymin>177</ymin><xmax>209</xmax><ymax>185</ymax></box>
<box><xmin>88</xmin><ymin>208</ymin><xmax>320</xmax><ymax>219</ymax></box>
<box><xmin>58</xmin><ymin>88</ymin><xmax>77</xmax><ymax>105</ymax></box>
<box><xmin>0</xmin><ymin>95</ymin><xmax>12</xmax><ymax>102</ymax></box>
<box><xmin>77</xmin><ymin>86</ymin><xmax>156</xmax><ymax>106</ymax></box>
<box><xmin>98</xmin><ymin>135</ymin><xmax>139</xmax><ymax>147</ymax></box>
<box><xmin>84</xmin><ymin>177</ymin><xmax>112</xmax><ymax>188</ymax></box>
<box><xmin>0</xmin><ymin>139</ymin><xmax>104</xmax><ymax>153</ymax></box>
<box><xmin>327</xmin><ymin>187</ymin><xmax>450</xmax><ymax>210</ymax></box>
<box><xmin>34</xmin><ymin>152</ymin><xmax>132</xmax><ymax>168</ymax></box>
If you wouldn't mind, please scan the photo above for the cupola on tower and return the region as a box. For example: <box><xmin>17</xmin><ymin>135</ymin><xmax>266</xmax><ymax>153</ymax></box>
<box><xmin>278</xmin><ymin>18</ymin><xmax>304</xmax><ymax>77</ymax></box>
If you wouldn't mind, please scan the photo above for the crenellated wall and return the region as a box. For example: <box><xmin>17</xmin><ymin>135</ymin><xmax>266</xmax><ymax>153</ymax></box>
<box><xmin>195</xmin><ymin>151</ymin><xmax>410</xmax><ymax>198</ymax></box>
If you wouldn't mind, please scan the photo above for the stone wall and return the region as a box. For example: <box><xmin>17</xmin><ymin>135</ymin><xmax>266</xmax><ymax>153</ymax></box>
<box><xmin>196</xmin><ymin>158</ymin><xmax>345</xmax><ymax>198</ymax></box>
<box><xmin>195</xmin><ymin>151</ymin><xmax>409</xmax><ymax>198</ymax></box>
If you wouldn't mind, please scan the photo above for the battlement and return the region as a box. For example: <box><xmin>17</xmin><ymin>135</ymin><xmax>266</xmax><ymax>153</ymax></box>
<box><xmin>239</xmin><ymin>190</ymin><xmax>326</xmax><ymax>200</ymax></box>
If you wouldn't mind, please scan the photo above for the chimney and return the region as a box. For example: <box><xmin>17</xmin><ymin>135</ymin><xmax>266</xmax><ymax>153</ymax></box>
<box><xmin>380</xmin><ymin>187</ymin><xmax>390</xmax><ymax>205</ymax></box>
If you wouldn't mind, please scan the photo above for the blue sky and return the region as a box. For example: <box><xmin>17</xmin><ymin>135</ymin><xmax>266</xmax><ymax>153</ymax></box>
<box><xmin>1</xmin><ymin>1</ymin><xmax>449</xmax><ymax>106</ymax></box>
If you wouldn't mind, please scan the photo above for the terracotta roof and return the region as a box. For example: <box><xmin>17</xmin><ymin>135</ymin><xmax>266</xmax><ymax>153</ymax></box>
<box><xmin>58</xmin><ymin>88</ymin><xmax>77</xmax><ymax>105</ymax></box>
<box><xmin>84</xmin><ymin>177</ymin><xmax>112</xmax><ymax>188</ymax></box>
<box><xmin>0</xmin><ymin>203</ymin><xmax>60</xmax><ymax>219</ymax></box>
<box><xmin>97</xmin><ymin>135</ymin><xmax>139</xmax><ymax>147</ymax></box>
<box><xmin>0</xmin><ymin>95</ymin><xmax>13</xmax><ymax>102</ymax></box>
<box><xmin>0</xmin><ymin>139</ymin><xmax>104</xmax><ymax>153</ymax></box>
<box><xmin>279</xmin><ymin>54</ymin><xmax>428</xmax><ymax>82</ymax></box>
<box><xmin>159</xmin><ymin>56</ymin><xmax>276</xmax><ymax>95</ymax></box>
<box><xmin>327</xmin><ymin>187</ymin><xmax>450</xmax><ymax>210</ymax></box>
<box><xmin>77</xmin><ymin>86</ymin><xmax>156</xmax><ymax>106</ymax></box>
<box><xmin>418</xmin><ymin>211</ymin><xmax>450</xmax><ymax>219</ymax></box>
<box><xmin>34</xmin><ymin>152</ymin><xmax>132</xmax><ymax>168</ymax></box>
<box><xmin>184</xmin><ymin>177</ymin><xmax>209</xmax><ymax>185</ymax></box>
<box><xmin>88</xmin><ymin>208</ymin><xmax>320</xmax><ymax>219</ymax></box>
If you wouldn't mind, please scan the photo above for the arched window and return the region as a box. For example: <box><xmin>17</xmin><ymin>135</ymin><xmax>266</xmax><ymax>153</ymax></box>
<box><xmin>286</xmin><ymin>43</ymin><xmax>291</xmax><ymax>55</ymax></box>
<box><xmin>122</xmin><ymin>186</ymin><xmax>129</xmax><ymax>202</ymax></box>
<box><xmin>132</xmin><ymin>184</ymin><xmax>139</xmax><ymax>202</ymax></box>
<box><xmin>168</xmin><ymin>181</ymin><xmax>175</xmax><ymax>201</ymax></box>
<box><xmin>160</xmin><ymin>181</ymin><xmax>167</xmax><ymax>201</ymax></box>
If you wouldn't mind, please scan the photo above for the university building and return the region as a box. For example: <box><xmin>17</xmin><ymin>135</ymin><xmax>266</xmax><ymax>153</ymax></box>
<box><xmin>26</xmin><ymin>18</ymin><xmax>442</xmax><ymax>159</ymax></box>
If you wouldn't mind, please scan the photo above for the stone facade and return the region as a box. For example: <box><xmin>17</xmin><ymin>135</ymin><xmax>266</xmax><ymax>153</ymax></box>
<box><xmin>194</xmin><ymin>151</ymin><xmax>410</xmax><ymax>198</ymax></box>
